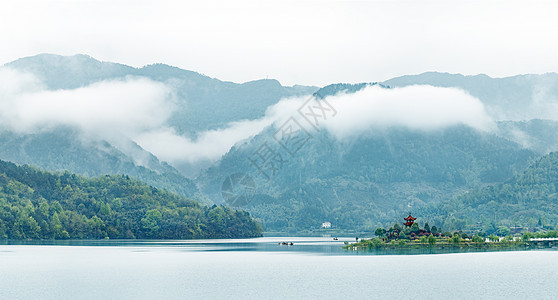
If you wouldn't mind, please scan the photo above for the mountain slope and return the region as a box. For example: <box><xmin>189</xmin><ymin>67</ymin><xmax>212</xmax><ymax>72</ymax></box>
<box><xmin>0</xmin><ymin>128</ymin><xmax>201</xmax><ymax>200</ymax></box>
<box><xmin>432</xmin><ymin>152</ymin><xmax>558</xmax><ymax>230</ymax></box>
<box><xmin>198</xmin><ymin>125</ymin><xmax>537</xmax><ymax>232</ymax></box>
<box><xmin>5</xmin><ymin>54</ymin><xmax>134</xmax><ymax>90</ymax></box>
<box><xmin>316</xmin><ymin>80</ymin><xmax>558</xmax><ymax>156</ymax></box>
<box><xmin>383</xmin><ymin>72</ymin><xmax>558</xmax><ymax>121</ymax></box>
<box><xmin>496</xmin><ymin>119</ymin><xmax>558</xmax><ymax>155</ymax></box>
<box><xmin>1</xmin><ymin>53</ymin><xmax>318</xmax><ymax>187</ymax></box>
<box><xmin>5</xmin><ymin>54</ymin><xmax>318</xmax><ymax>135</ymax></box>
<box><xmin>0</xmin><ymin>159</ymin><xmax>262</xmax><ymax>239</ymax></box>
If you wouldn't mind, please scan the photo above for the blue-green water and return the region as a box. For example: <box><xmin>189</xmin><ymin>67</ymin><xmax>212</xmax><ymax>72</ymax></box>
<box><xmin>1</xmin><ymin>237</ymin><xmax>557</xmax><ymax>299</ymax></box>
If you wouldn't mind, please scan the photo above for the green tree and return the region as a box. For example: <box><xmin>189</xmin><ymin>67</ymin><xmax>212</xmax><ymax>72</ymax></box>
<box><xmin>0</xmin><ymin>160</ymin><xmax>263</xmax><ymax>240</ymax></box>
<box><xmin>411</xmin><ymin>222</ymin><xmax>420</xmax><ymax>234</ymax></box>
<box><xmin>431</xmin><ymin>226</ymin><xmax>438</xmax><ymax>234</ymax></box>
<box><xmin>51</xmin><ymin>201</ymin><xmax>63</xmax><ymax>214</ymax></box>
<box><xmin>488</xmin><ymin>235</ymin><xmax>499</xmax><ymax>242</ymax></box>
<box><xmin>97</xmin><ymin>202</ymin><xmax>112</xmax><ymax>218</ymax></box>
<box><xmin>374</xmin><ymin>227</ymin><xmax>386</xmax><ymax>237</ymax></box>
<box><xmin>503</xmin><ymin>235</ymin><xmax>514</xmax><ymax>242</ymax></box>
<box><xmin>51</xmin><ymin>213</ymin><xmax>65</xmax><ymax>239</ymax></box>
<box><xmin>452</xmin><ymin>233</ymin><xmax>461</xmax><ymax>244</ymax></box>
<box><xmin>497</xmin><ymin>226</ymin><xmax>511</xmax><ymax>236</ymax></box>
<box><xmin>24</xmin><ymin>216</ymin><xmax>40</xmax><ymax>239</ymax></box>
<box><xmin>370</xmin><ymin>237</ymin><xmax>384</xmax><ymax>248</ymax></box>
<box><xmin>141</xmin><ymin>209</ymin><xmax>162</xmax><ymax>236</ymax></box>
<box><xmin>424</xmin><ymin>222</ymin><xmax>430</xmax><ymax>232</ymax></box>
<box><xmin>37</xmin><ymin>201</ymin><xmax>49</xmax><ymax>220</ymax></box>
<box><xmin>427</xmin><ymin>234</ymin><xmax>436</xmax><ymax>245</ymax></box>
<box><xmin>472</xmin><ymin>235</ymin><xmax>484</xmax><ymax>243</ymax></box>
<box><xmin>89</xmin><ymin>215</ymin><xmax>106</xmax><ymax>239</ymax></box>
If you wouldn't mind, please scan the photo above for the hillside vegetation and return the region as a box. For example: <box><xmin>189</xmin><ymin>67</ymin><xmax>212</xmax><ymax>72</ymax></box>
<box><xmin>428</xmin><ymin>152</ymin><xmax>558</xmax><ymax>231</ymax></box>
<box><xmin>199</xmin><ymin>125</ymin><xmax>536</xmax><ymax>232</ymax></box>
<box><xmin>0</xmin><ymin>160</ymin><xmax>262</xmax><ymax>239</ymax></box>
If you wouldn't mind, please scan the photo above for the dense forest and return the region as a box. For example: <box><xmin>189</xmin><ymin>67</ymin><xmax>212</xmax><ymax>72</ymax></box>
<box><xmin>425</xmin><ymin>152</ymin><xmax>558</xmax><ymax>232</ymax></box>
<box><xmin>199</xmin><ymin>125</ymin><xmax>536</xmax><ymax>232</ymax></box>
<box><xmin>0</xmin><ymin>160</ymin><xmax>262</xmax><ymax>240</ymax></box>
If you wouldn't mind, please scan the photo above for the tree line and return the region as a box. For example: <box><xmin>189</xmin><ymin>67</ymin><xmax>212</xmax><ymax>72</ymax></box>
<box><xmin>0</xmin><ymin>160</ymin><xmax>262</xmax><ymax>239</ymax></box>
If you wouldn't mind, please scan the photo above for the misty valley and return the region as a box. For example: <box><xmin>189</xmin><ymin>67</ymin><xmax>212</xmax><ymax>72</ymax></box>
<box><xmin>5</xmin><ymin>1</ymin><xmax>558</xmax><ymax>298</ymax></box>
<box><xmin>2</xmin><ymin>55</ymin><xmax>558</xmax><ymax>241</ymax></box>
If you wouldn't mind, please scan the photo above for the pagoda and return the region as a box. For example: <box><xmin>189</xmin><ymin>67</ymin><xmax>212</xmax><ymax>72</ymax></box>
<box><xmin>403</xmin><ymin>213</ymin><xmax>416</xmax><ymax>227</ymax></box>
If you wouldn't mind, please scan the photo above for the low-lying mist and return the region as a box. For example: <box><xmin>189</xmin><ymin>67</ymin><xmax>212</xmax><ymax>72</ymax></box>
<box><xmin>0</xmin><ymin>68</ymin><xmax>497</xmax><ymax>176</ymax></box>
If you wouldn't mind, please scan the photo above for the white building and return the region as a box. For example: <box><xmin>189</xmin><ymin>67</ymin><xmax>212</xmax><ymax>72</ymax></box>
<box><xmin>321</xmin><ymin>221</ymin><xmax>332</xmax><ymax>229</ymax></box>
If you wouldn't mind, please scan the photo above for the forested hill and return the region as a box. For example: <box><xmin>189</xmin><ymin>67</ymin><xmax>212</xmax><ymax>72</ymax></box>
<box><xmin>432</xmin><ymin>152</ymin><xmax>558</xmax><ymax>229</ymax></box>
<box><xmin>0</xmin><ymin>160</ymin><xmax>262</xmax><ymax>240</ymax></box>
<box><xmin>198</xmin><ymin>125</ymin><xmax>536</xmax><ymax>232</ymax></box>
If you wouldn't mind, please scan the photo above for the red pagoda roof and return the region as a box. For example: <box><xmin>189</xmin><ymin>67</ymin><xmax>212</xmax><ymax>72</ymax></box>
<box><xmin>404</xmin><ymin>213</ymin><xmax>416</xmax><ymax>221</ymax></box>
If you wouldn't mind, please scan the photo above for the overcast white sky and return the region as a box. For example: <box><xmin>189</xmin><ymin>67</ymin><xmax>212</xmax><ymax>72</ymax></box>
<box><xmin>2</xmin><ymin>0</ymin><xmax>558</xmax><ymax>86</ymax></box>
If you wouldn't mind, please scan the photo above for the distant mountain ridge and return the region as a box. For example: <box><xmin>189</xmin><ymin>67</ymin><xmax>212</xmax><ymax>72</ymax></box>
<box><xmin>5</xmin><ymin>54</ymin><xmax>318</xmax><ymax>135</ymax></box>
<box><xmin>384</xmin><ymin>71</ymin><xmax>558</xmax><ymax>121</ymax></box>
<box><xmin>313</xmin><ymin>82</ymin><xmax>383</xmax><ymax>98</ymax></box>
<box><xmin>6</xmin><ymin>54</ymin><xmax>135</xmax><ymax>90</ymax></box>
<box><xmin>1</xmin><ymin>54</ymin><xmax>318</xmax><ymax>197</ymax></box>
<box><xmin>313</xmin><ymin>73</ymin><xmax>558</xmax><ymax>157</ymax></box>
<box><xmin>4</xmin><ymin>54</ymin><xmax>558</xmax><ymax>234</ymax></box>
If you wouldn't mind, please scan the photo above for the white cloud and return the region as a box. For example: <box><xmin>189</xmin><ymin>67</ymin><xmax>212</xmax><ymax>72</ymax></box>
<box><xmin>135</xmin><ymin>119</ymin><xmax>271</xmax><ymax>165</ymax></box>
<box><xmin>0</xmin><ymin>68</ymin><xmax>278</xmax><ymax>174</ymax></box>
<box><xmin>319</xmin><ymin>85</ymin><xmax>495</xmax><ymax>139</ymax></box>
<box><xmin>0</xmin><ymin>68</ymin><xmax>173</xmax><ymax>136</ymax></box>
<box><xmin>0</xmin><ymin>68</ymin><xmax>495</xmax><ymax>175</ymax></box>
<box><xmin>139</xmin><ymin>84</ymin><xmax>495</xmax><ymax>173</ymax></box>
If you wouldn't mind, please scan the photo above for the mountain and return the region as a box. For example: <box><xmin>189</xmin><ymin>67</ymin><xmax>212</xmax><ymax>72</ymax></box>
<box><xmin>383</xmin><ymin>72</ymin><xmax>558</xmax><ymax>121</ymax></box>
<box><xmin>5</xmin><ymin>55</ymin><xmax>558</xmax><ymax>235</ymax></box>
<box><xmin>313</xmin><ymin>82</ymin><xmax>379</xmax><ymax>98</ymax></box>
<box><xmin>315</xmin><ymin>82</ymin><xmax>558</xmax><ymax>157</ymax></box>
<box><xmin>496</xmin><ymin>119</ymin><xmax>558</xmax><ymax>155</ymax></box>
<box><xmin>429</xmin><ymin>152</ymin><xmax>558</xmax><ymax>232</ymax></box>
<box><xmin>1</xmin><ymin>54</ymin><xmax>318</xmax><ymax>193</ymax></box>
<box><xmin>5</xmin><ymin>54</ymin><xmax>134</xmax><ymax>90</ymax></box>
<box><xmin>197</xmin><ymin>124</ymin><xmax>537</xmax><ymax>232</ymax></box>
<box><xmin>382</xmin><ymin>72</ymin><xmax>558</xmax><ymax>155</ymax></box>
<box><xmin>0</xmin><ymin>159</ymin><xmax>262</xmax><ymax>239</ymax></box>
<box><xmin>6</xmin><ymin>54</ymin><xmax>318</xmax><ymax>135</ymax></box>
<box><xmin>0</xmin><ymin>127</ymin><xmax>202</xmax><ymax>200</ymax></box>
<box><xmin>196</xmin><ymin>79</ymin><xmax>557</xmax><ymax>233</ymax></box>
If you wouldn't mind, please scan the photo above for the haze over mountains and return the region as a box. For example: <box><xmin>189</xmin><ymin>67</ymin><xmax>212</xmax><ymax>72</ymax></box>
<box><xmin>385</xmin><ymin>72</ymin><xmax>558</xmax><ymax>121</ymax></box>
<box><xmin>2</xmin><ymin>54</ymin><xmax>558</xmax><ymax>232</ymax></box>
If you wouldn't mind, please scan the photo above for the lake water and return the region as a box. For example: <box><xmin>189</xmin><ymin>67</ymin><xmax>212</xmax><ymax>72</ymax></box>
<box><xmin>1</xmin><ymin>237</ymin><xmax>557</xmax><ymax>299</ymax></box>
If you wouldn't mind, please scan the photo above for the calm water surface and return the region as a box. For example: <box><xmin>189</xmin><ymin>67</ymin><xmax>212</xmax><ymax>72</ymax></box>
<box><xmin>1</xmin><ymin>237</ymin><xmax>557</xmax><ymax>299</ymax></box>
